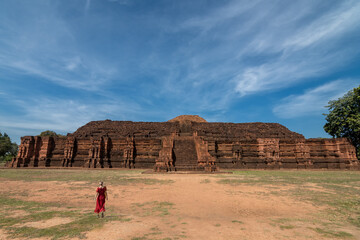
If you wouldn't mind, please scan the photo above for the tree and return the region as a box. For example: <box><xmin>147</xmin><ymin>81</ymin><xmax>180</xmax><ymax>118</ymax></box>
<box><xmin>324</xmin><ymin>85</ymin><xmax>360</xmax><ymax>159</ymax></box>
<box><xmin>39</xmin><ymin>130</ymin><xmax>59</xmax><ymax>137</ymax></box>
<box><xmin>0</xmin><ymin>132</ymin><xmax>18</xmax><ymax>162</ymax></box>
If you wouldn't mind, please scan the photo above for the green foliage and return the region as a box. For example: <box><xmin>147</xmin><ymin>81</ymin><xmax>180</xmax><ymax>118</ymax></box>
<box><xmin>323</xmin><ymin>85</ymin><xmax>360</xmax><ymax>158</ymax></box>
<box><xmin>39</xmin><ymin>130</ymin><xmax>59</xmax><ymax>137</ymax></box>
<box><xmin>0</xmin><ymin>132</ymin><xmax>18</xmax><ymax>162</ymax></box>
<box><xmin>39</xmin><ymin>130</ymin><xmax>66</xmax><ymax>139</ymax></box>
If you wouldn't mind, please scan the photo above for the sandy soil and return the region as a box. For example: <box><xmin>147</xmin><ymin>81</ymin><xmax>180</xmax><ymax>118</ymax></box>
<box><xmin>15</xmin><ymin>217</ymin><xmax>74</xmax><ymax>229</ymax></box>
<box><xmin>1</xmin><ymin>174</ymin><xmax>358</xmax><ymax>240</ymax></box>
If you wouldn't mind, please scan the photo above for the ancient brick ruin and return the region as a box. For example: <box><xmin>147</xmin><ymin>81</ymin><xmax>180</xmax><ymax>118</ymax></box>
<box><xmin>9</xmin><ymin>115</ymin><xmax>359</xmax><ymax>171</ymax></box>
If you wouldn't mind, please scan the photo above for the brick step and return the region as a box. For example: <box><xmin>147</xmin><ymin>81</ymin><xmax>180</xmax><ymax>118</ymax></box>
<box><xmin>174</xmin><ymin>162</ymin><xmax>198</xmax><ymax>166</ymax></box>
<box><xmin>173</xmin><ymin>139</ymin><xmax>198</xmax><ymax>165</ymax></box>
<box><xmin>174</xmin><ymin>163</ymin><xmax>198</xmax><ymax>166</ymax></box>
<box><xmin>175</xmin><ymin>165</ymin><xmax>204</xmax><ymax>171</ymax></box>
<box><xmin>179</xmin><ymin>132</ymin><xmax>193</xmax><ymax>136</ymax></box>
<box><xmin>173</xmin><ymin>159</ymin><xmax>198</xmax><ymax>164</ymax></box>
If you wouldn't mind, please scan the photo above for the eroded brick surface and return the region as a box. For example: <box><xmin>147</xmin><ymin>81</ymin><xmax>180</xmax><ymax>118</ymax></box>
<box><xmin>9</xmin><ymin>115</ymin><xmax>359</xmax><ymax>170</ymax></box>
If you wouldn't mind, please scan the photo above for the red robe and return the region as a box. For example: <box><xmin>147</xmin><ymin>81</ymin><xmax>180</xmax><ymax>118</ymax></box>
<box><xmin>94</xmin><ymin>186</ymin><xmax>106</xmax><ymax>213</ymax></box>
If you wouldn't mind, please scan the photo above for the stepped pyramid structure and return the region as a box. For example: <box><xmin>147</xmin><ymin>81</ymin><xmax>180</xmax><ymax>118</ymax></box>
<box><xmin>9</xmin><ymin>115</ymin><xmax>359</xmax><ymax>171</ymax></box>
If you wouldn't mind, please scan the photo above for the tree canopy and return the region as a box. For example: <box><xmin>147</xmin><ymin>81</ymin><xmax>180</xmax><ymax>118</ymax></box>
<box><xmin>324</xmin><ymin>85</ymin><xmax>360</xmax><ymax>158</ymax></box>
<box><xmin>39</xmin><ymin>130</ymin><xmax>60</xmax><ymax>137</ymax></box>
<box><xmin>0</xmin><ymin>132</ymin><xmax>18</xmax><ymax>162</ymax></box>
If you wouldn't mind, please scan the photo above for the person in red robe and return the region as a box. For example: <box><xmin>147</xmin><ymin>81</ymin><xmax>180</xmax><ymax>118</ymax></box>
<box><xmin>94</xmin><ymin>181</ymin><xmax>108</xmax><ymax>218</ymax></box>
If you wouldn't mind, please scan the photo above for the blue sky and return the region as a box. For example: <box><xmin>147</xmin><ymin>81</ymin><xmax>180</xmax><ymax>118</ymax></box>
<box><xmin>0</xmin><ymin>0</ymin><xmax>359</xmax><ymax>143</ymax></box>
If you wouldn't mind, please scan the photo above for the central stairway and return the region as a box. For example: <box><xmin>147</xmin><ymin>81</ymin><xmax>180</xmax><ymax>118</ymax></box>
<box><xmin>173</xmin><ymin>136</ymin><xmax>202</xmax><ymax>171</ymax></box>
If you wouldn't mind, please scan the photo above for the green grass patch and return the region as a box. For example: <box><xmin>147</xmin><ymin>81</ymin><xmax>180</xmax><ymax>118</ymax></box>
<box><xmin>279</xmin><ymin>225</ymin><xmax>295</xmax><ymax>230</ymax></box>
<box><xmin>217</xmin><ymin>170</ymin><xmax>360</xmax><ymax>229</ymax></box>
<box><xmin>150</xmin><ymin>226</ymin><xmax>161</xmax><ymax>231</ymax></box>
<box><xmin>271</xmin><ymin>218</ymin><xmax>293</xmax><ymax>224</ymax></box>
<box><xmin>0</xmin><ymin>169</ymin><xmax>174</xmax><ymax>185</ymax></box>
<box><xmin>200</xmin><ymin>179</ymin><xmax>211</xmax><ymax>184</ymax></box>
<box><xmin>232</xmin><ymin>220</ymin><xmax>244</xmax><ymax>224</ymax></box>
<box><xmin>310</xmin><ymin>227</ymin><xmax>353</xmax><ymax>238</ymax></box>
<box><xmin>0</xmin><ymin>195</ymin><xmax>131</xmax><ymax>239</ymax></box>
<box><xmin>131</xmin><ymin>232</ymin><xmax>170</xmax><ymax>240</ymax></box>
<box><xmin>0</xmin><ymin>195</ymin><xmax>58</xmax><ymax>215</ymax></box>
<box><xmin>176</xmin><ymin>235</ymin><xmax>187</xmax><ymax>238</ymax></box>
<box><xmin>131</xmin><ymin>237</ymin><xmax>147</xmax><ymax>240</ymax></box>
<box><xmin>37</xmin><ymin>189</ymin><xmax>48</xmax><ymax>192</ymax></box>
<box><xmin>132</xmin><ymin>201</ymin><xmax>174</xmax><ymax>217</ymax></box>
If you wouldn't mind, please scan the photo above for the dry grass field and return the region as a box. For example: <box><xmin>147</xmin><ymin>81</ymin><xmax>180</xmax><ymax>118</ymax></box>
<box><xmin>0</xmin><ymin>169</ymin><xmax>359</xmax><ymax>240</ymax></box>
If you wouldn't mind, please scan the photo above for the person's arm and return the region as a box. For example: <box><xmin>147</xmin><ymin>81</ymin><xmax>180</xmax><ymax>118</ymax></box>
<box><xmin>105</xmin><ymin>189</ymin><xmax>108</xmax><ymax>201</ymax></box>
<box><xmin>94</xmin><ymin>191</ymin><xmax>99</xmax><ymax>201</ymax></box>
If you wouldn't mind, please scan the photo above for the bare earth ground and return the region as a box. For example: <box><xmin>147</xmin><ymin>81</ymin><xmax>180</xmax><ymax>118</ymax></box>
<box><xmin>0</xmin><ymin>169</ymin><xmax>359</xmax><ymax>240</ymax></box>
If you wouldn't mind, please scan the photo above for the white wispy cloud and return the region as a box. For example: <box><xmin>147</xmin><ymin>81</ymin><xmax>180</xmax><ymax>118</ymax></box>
<box><xmin>231</xmin><ymin>1</ymin><xmax>360</xmax><ymax>96</ymax></box>
<box><xmin>233</xmin><ymin>48</ymin><xmax>352</xmax><ymax>96</ymax></box>
<box><xmin>107</xmin><ymin>0</ymin><xmax>130</xmax><ymax>5</ymax></box>
<box><xmin>65</xmin><ymin>56</ymin><xmax>82</xmax><ymax>71</ymax></box>
<box><xmin>0</xmin><ymin>96</ymin><xmax>144</xmax><ymax>135</ymax></box>
<box><xmin>181</xmin><ymin>0</ymin><xmax>261</xmax><ymax>33</ymax></box>
<box><xmin>0</xmin><ymin>1</ymin><xmax>117</xmax><ymax>92</ymax></box>
<box><xmin>1</xmin><ymin>0</ymin><xmax>359</xmax><ymax>107</ymax></box>
<box><xmin>85</xmin><ymin>0</ymin><xmax>91</xmax><ymax>12</ymax></box>
<box><xmin>1</xmin><ymin>0</ymin><xmax>360</xmax><ymax>143</ymax></box>
<box><xmin>273</xmin><ymin>80</ymin><xmax>359</xmax><ymax>118</ymax></box>
<box><xmin>0</xmin><ymin>91</ymin><xmax>181</xmax><ymax>143</ymax></box>
<box><xmin>283</xmin><ymin>1</ymin><xmax>360</xmax><ymax>50</ymax></box>
<box><xmin>171</xmin><ymin>0</ymin><xmax>360</xmax><ymax>99</ymax></box>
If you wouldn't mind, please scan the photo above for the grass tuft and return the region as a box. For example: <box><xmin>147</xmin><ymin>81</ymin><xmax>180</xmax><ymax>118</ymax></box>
<box><xmin>0</xmin><ymin>169</ymin><xmax>174</xmax><ymax>185</ymax></box>
<box><xmin>0</xmin><ymin>195</ymin><xmax>130</xmax><ymax>239</ymax></box>
<box><xmin>310</xmin><ymin>227</ymin><xmax>353</xmax><ymax>238</ymax></box>
<box><xmin>232</xmin><ymin>220</ymin><xmax>244</xmax><ymax>224</ymax></box>
<box><xmin>218</xmin><ymin>170</ymin><xmax>360</xmax><ymax>229</ymax></box>
<box><xmin>131</xmin><ymin>201</ymin><xmax>174</xmax><ymax>217</ymax></box>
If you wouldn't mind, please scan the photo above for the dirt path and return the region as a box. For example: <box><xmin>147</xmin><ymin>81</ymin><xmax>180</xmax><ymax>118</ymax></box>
<box><xmin>1</xmin><ymin>174</ymin><xmax>355</xmax><ymax>240</ymax></box>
